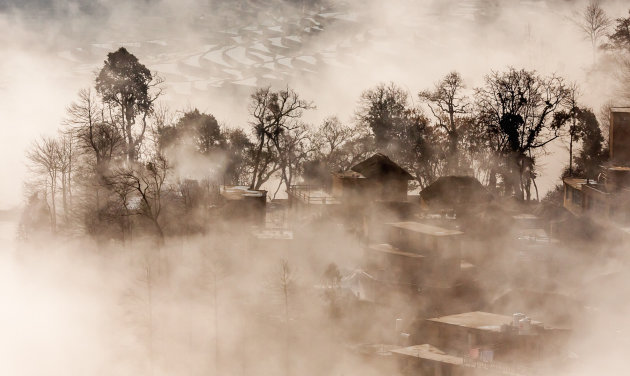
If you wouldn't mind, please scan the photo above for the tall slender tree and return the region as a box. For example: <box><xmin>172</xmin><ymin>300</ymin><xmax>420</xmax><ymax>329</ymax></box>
<box><xmin>577</xmin><ymin>0</ymin><xmax>611</xmax><ymax>63</ymax></box>
<box><xmin>96</xmin><ymin>47</ymin><xmax>162</xmax><ymax>161</ymax></box>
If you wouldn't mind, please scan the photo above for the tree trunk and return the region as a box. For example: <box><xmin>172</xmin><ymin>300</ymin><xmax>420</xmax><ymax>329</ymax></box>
<box><xmin>50</xmin><ymin>174</ymin><xmax>57</xmax><ymax>233</ymax></box>
<box><xmin>61</xmin><ymin>172</ymin><xmax>68</xmax><ymax>223</ymax></box>
<box><xmin>250</xmin><ymin>136</ymin><xmax>265</xmax><ymax>189</ymax></box>
<box><xmin>569</xmin><ymin>129</ymin><xmax>574</xmax><ymax>176</ymax></box>
<box><xmin>448</xmin><ymin>130</ymin><xmax>459</xmax><ymax>174</ymax></box>
<box><xmin>488</xmin><ymin>168</ymin><xmax>497</xmax><ymax>193</ymax></box>
<box><xmin>127</xmin><ymin>122</ymin><xmax>135</xmax><ymax>161</ymax></box>
<box><xmin>532</xmin><ymin>176</ymin><xmax>540</xmax><ymax>202</ymax></box>
<box><xmin>152</xmin><ymin>218</ymin><xmax>164</xmax><ymax>247</ymax></box>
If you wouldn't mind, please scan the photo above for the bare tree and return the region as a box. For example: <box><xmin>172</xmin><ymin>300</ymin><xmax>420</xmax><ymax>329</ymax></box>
<box><xmin>418</xmin><ymin>71</ymin><xmax>470</xmax><ymax>173</ymax></box>
<box><xmin>310</xmin><ymin>117</ymin><xmax>354</xmax><ymax>170</ymax></box>
<box><xmin>577</xmin><ymin>0</ymin><xmax>611</xmax><ymax>63</ymax></box>
<box><xmin>270</xmin><ymin>258</ymin><xmax>296</xmax><ymax>376</ymax></box>
<box><xmin>57</xmin><ymin>133</ymin><xmax>75</xmax><ymax>222</ymax></box>
<box><xmin>26</xmin><ymin>136</ymin><xmax>61</xmax><ymax>232</ymax></box>
<box><xmin>106</xmin><ymin>171</ymin><xmax>136</xmax><ymax>243</ymax></box>
<box><xmin>107</xmin><ymin>153</ymin><xmax>170</xmax><ymax>245</ymax></box>
<box><xmin>273</xmin><ymin>124</ymin><xmax>312</xmax><ymax>199</ymax></box>
<box><xmin>65</xmin><ymin>88</ymin><xmax>123</xmax><ymax>175</ymax></box>
<box><xmin>251</xmin><ymin>138</ymin><xmax>281</xmax><ymax>190</ymax></box>
<box><xmin>248</xmin><ymin>87</ymin><xmax>314</xmax><ymax>190</ymax></box>
<box><xmin>304</xmin><ymin>118</ymin><xmax>374</xmax><ymax>187</ymax></box>
<box><xmin>475</xmin><ymin>68</ymin><xmax>570</xmax><ymax>200</ymax></box>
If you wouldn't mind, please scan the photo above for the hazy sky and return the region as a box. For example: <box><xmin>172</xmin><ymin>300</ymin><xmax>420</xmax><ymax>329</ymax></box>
<box><xmin>0</xmin><ymin>0</ymin><xmax>628</xmax><ymax>209</ymax></box>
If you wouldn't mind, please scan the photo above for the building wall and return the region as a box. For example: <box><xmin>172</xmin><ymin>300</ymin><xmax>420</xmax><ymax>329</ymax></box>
<box><xmin>364</xmin><ymin>249</ymin><xmax>425</xmax><ymax>286</ymax></box>
<box><xmin>387</xmin><ymin>227</ymin><xmax>462</xmax><ymax>285</ymax></box>
<box><xmin>582</xmin><ymin>185</ymin><xmax>610</xmax><ymax>220</ymax></box>
<box><xmin>332</xmin><ymin>175</ymin><xmax>408</xmax><ymax>203</ymax></box>
<box><xmin>422</xmin><ymin>321</ymin><xmax>564</xmax><ymax>364</ymax></box>
<box><xmin>380</xmin><ymin>177</ymin><xmax>408</xmax><ymax>202</ymax></box>
<box><xmin>563</xmin><ymin>184</ymin><xmax>583</xmax><ymax>216</ymax></box>
<box><xmin>610</xmin><ymin>110</ymin><xmax>630</xmax><ymax>165</ymax></box>
<box><xmin>223</xmin><ymin>195</ymin><xmax>266</xmax><ymax>225</ymax></box>
<box><xmin>388</xmin><ymin>227</ymin><xmax>461</xmax><ymax>259</ymax></box>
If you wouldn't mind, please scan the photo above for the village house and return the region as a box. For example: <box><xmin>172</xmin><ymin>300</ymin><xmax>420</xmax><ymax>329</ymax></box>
<box><xmin>331</xmin><ymin>153</ymin><xmax>414</xmax><ymax>203</ymax></box>
<box><xmin>288</xmin><ymin>153</ymin><xmax>416</xmax><ymax>235</ymax></box>
<box><xmin>220</xmin><ymin>185</ymin><xmax>267</xmax><ymax>225</ymax></box>
<box><xmin>562</xmin><ymin>108</ymin><xmax>630</xmax><ymax>242</ymax></box>
<box><xmin>393</xmin><ymin>311</ymin><xmax>571</xmax><ymax>376</ymax></box>
<box><xmin>288</xmin><ymin>153</ymin><xmax>413</xmax><ymax>207</ymax></box>
<box><xmin>419</xmin><ymin>176</ymin><xmax>492</xmax><ymax>215</ymax></box>
<box><xmin>363</xmin><ymin>221</ymin><xmax>468</xmax><ymax>306</ymax></box>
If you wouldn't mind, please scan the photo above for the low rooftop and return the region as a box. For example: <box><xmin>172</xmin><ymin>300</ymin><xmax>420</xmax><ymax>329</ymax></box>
<box><xmin>512</xmin><ymin>213</ymin><xmax>539</xmax><ymax>220</ymax></box>
<box><xmin>387</xmin><ymin>221</ymin><xmax>464</xmax><ymax>236</ymax></box>
<box><xmin>513</xmin><ymin>228</ymin><xmax>550</xmax><ymax>242</ymax></box>
<box><xmin>608</xmin><ymin>166</ymin><xmax>630</xmax><ymax>172</ymax></box>
<box><xmin>427</xmin><ymin>311</ymin><xmax>541</xmax><ymax>332</ymax></box>
<box><xmin>563</xmin><ymin>177</ymin><xmax>587</xmax><ymax>191</ymax></box>
<box><xmin>367</xmin><ymin>243</ymin><xmax>426</xmax><ymax>258</ymax></box>
<box><xmin>391</xmin><ymin>344</ymin><xmax>463</xmax><ymax>365</ymax></box>
<box><xmin>221</xmin><ymin>186</ymin><xmax>266</xmax><ymax>200</ymax></box>
<box><xmin>250</xmin><ymin>228</ymin><xmax>294</xmax><ymax>240</ymax></box>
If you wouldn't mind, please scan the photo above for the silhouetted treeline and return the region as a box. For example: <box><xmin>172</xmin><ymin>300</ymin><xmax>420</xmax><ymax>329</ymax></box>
<box><xmin>21</xmin><ymin>3</ymin><xmax>630</xmax><ymax>243</ymax></box>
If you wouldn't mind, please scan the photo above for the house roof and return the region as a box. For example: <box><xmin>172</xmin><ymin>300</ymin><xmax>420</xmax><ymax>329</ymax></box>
<box><xmin>333</xmin><ymin>170</ymin><xmax>366</xmax><ymax>179</ymax></box>
<box><xmin>250</xmin><ymin>228</ymin><xmax>293</xmax><ymax>240</ymax></box>
<box><xmin>350</xmin><ymin>153</ymin><xmax>413</xmax><ymax>180</ymax></box>
<box><xmin>391</xmin><ymin>344</ymin><xmax>463</xmax><ymax>365</ymax></box>
<box><xmin>608</xmin><ymin>166</ymin><xmax>630</xmax><ymax>173</ymax></box>
<box><xmin>427</xmin><ymin>311</ymin><xmax>541</xmax><ymax>332</ymax></box>
<box><xmin>563</xmin><ymin>177</ymin><xmax>587</xmax><ymax>191</ymax></box>
<box><xmin>341</xmin><ymin>269</ymin><xmax>376</xmax><ymax>284</ymax></box>
<box><xmin>420</xmin><ymin>176</ymin><xmax>491</xmax><ymax>206</ymax></box>
<box><xmin>367</xmin><ymin>243</ymin><xmax>426</xmax><ymax>258</ymax></box>
<box><xmin>221</xmin><ymin>185</ymin><xmax>266</xmax><ymax>200</ymax></box>
<box><xmin>387</xmin><ymin>221</ymin><xmax>463</xmax><ymax>236</ymax></box>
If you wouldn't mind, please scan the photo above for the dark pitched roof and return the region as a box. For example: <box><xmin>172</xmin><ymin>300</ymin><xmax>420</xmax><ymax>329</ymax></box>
<box><xmin>350</xmin><ymin>153</ymin><xmax>413</xmax><ymax>180</ymax></box>
<box><xmin>420</xmin><ymin>176</ymin><xmax>491</xmax><ymax>206</ymax></box>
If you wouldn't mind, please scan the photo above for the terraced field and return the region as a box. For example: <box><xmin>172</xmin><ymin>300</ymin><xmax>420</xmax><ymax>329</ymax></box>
<box><xmin>43</xmin><ymin>0</ymin><xmax>553</xmax><ymax>98</ymax></box>
<box><xmin>56</xmin><ymin>2</ymin><xmax>369</xmax><ymax>96</ymax></box>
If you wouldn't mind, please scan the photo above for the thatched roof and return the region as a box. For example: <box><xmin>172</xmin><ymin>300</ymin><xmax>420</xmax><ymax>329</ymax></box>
<box><xmin>350</xmin><ymin>153</ymin><xmax>413</xmax><ymax>180</ymax></box>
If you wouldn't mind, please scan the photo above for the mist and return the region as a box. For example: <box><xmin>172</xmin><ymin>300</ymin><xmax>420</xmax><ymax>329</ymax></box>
<box><xmin>3</xmin><ymin>1</ymin><xmax>630</xmax><ymax>376</ymax></box>
<box><xmin>1</xmin><ymin>0</ymin><xmax>629</xmax><ymax>208</ymax></box>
